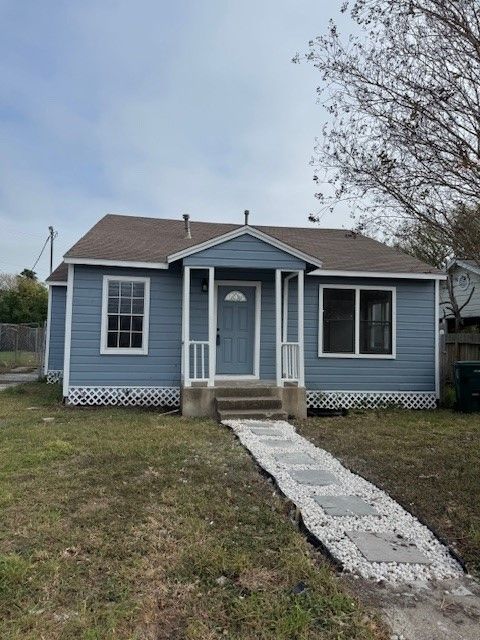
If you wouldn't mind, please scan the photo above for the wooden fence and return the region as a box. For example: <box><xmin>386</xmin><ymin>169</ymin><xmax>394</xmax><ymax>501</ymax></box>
<box><xmin>440</xmin><ymin>330</ymin><xmax>480</xmax><ymax>387</ymax></box>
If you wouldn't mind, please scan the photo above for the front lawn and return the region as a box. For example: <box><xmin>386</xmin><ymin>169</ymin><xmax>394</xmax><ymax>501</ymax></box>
<box><xmin>296</xmin><ymin>410</ymin><xmax>480</xmax><ymax>577</ymax></box>
<box><xmin>0</xmin><ymin>383</ymin><xmax>384</xmax><ymax>640</ymax></box>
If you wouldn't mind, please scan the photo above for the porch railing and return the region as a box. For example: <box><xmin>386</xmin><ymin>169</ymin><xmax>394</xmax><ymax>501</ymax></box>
<box><xmin>281</xmin><ymin>342</ymin><xmax>299</xmax><ymax>381</ymax></box>
<box><xmin>189</xmin><ymin>341</ymin><xmax>210</xmax><ymax>381</ymax></box>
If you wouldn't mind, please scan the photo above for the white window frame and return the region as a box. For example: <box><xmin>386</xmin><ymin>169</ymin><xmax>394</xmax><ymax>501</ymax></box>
<box><xmin>318</xmin><ymin>284</ymin><xmax>396</xmax><ymax>359</ymax></box>
<box><xmin>100</xmin><ymin>275</ymin><xmax>150</xmax><ymax>355</ymax></box>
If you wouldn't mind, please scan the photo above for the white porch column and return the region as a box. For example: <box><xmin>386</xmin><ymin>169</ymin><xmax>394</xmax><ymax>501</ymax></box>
<box><xmin>182</xmin><ymin>266</ymin><xmax>191</xmax><ymax>387</ymax></box>
<box><xmin>208</xmin><ymin>267</ymin><xmax>215</xmax><ymax>387</ymax></box>
<box><xmin>275</xmin><ymin>269</ymin><xmax>283</xmax><ymax>387</ymax></box>
<box><xmin>298</xmin><ymin>269</ymin><xmax>305</xmax><ymax>387</ymax></box>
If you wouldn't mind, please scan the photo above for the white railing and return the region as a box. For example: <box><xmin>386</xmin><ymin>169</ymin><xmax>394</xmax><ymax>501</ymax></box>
<box><xmin>189</xmin><ymin>341</ymin><xmax>209</xmax><ymax>381</ymax></box>
<box><xmin>281</xmin><ymin>342</ymin><xmax>299</xmax><ymax>381</ymax></box>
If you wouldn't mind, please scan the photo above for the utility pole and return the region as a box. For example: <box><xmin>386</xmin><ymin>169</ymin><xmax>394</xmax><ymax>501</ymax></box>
<box><xmin>48</xmin><ymin>226</ymin><xmax>57</xmax><ymax>274</ymax></box>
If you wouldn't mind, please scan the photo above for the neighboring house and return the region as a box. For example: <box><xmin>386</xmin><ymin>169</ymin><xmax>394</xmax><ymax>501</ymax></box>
<box><xmin>440</xmin><ymin>259</ymin><xmax>480</xmax><ymax>331</ymax></box>
<box><xmin>44</xmin><ymin>213</ymin><xmax>444</xmax><ymax>417</ymax></box>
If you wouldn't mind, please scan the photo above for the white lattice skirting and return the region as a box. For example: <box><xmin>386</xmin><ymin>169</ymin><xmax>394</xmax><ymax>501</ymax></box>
<box><xmin>67</xmin><ymin>386</ymin><xmax>180</xmax><ymax>407</ymax></box>
<box><xmin>306</xmin><ymin>390</ymin><xmax>437</xmax><ymax>410</ymax></box>
<box><xmin>46</xmin><ymin>370</ymin><xmax>63</xmax><ymax>384</ymax></box>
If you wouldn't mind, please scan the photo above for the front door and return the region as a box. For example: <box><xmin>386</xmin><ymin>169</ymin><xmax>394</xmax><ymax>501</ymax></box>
<box><xmin>216</xmin><ymin>285</ymin><xmax>255</xmax><ymax>375</ymax></box>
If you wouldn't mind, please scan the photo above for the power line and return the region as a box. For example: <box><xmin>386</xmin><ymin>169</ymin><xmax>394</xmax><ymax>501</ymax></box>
<box><xmin>31</xmin><ymin>235</ymin><xmax>50</xmax><ymax>272</ymax></box>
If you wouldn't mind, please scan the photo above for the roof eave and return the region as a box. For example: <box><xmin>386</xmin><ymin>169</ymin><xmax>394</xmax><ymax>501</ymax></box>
<box><xmin>63</xmin><ymin>257</ymin><xmax>169</xmax><ymax>270</ymax></box>
<box><xmin>307</xmin><ymin>268</ymin><xmax>446</xmax><ymax>280</ymax></box>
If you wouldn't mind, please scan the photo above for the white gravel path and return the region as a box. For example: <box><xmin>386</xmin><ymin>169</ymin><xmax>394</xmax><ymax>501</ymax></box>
<box><xmin>224</xmin><ymin>419</ymin><xmax>464</xmax><ymax>585</ymax></box>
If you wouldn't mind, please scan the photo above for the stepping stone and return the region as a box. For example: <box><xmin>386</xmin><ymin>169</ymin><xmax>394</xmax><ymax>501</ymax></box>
<box><xmin>346</xmin><ymin>531</ymin><xmax>432</xmax><ymax>565</ymax></box>
<box><xmin>313</xmin><ymin>495</ymin><xmax>378</xmax><ymax>516</ymax></box>
<box><xmin>250</xmin><ymin>428</ymin><xmax>284</xmax><ymax>436</ymax></box>
<box><xmin>247</xmin><ymin>421</ymin><xmax>275</xmax><ymax>428</ymax></box>
<box><xmin>259</xmin><ymin>439</ymin><xmax>293</xmax><ymax>448</ymax></box>
<box><xmin>275</xmin><ymin>452</ymin><xmax>316</xmax><ymax>465</ymax></box>
<box><xmin>289</xmin><ymin>469</ymin><xmax>338</xmax><ymax>486</ymax></box>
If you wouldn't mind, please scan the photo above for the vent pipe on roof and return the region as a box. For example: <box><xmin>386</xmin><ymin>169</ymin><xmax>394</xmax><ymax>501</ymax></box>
<box><xmin>182</xmin><ymin>213</ymin><xmax>191</xmax><ymax>239</ymax></box>
<box><xmin>244</xmin><ymin>209</ymin><xmax>250</xmax><ymax>225</ymax></box>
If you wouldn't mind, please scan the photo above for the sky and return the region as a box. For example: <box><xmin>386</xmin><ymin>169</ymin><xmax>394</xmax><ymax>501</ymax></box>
<box><xmin>0</xmin><ymin>0</ymin><xmax>354</xmax><ymax>281</ymax></box>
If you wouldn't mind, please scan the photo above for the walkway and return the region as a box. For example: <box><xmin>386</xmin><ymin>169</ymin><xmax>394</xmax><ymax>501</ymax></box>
<box><xmin>223</xmin><ymin>418</ymin><xmax>480</xmax><ymax>639</ymax></box>
<box><xmin>0</xmin><ymin>368</ymin><xmax>38</xmax><ymax>391</ymax></box>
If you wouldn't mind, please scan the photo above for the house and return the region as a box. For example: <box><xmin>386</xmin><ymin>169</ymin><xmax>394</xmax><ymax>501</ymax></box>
<box><xmin>440</xmin><ymin>259</ymin><xmax>480</xmax><ymax>332</ymax></box>
<box><xmin>44</xmin><ymin>213</ymin><xmax>444</xmax><ymax>418</ymax></box>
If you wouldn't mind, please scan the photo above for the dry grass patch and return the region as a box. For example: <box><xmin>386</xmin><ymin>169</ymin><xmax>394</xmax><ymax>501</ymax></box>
<box><xmin>0</xmin><ymin>382</ymin><xmax>386</xmax><ymax>639</ymax></box>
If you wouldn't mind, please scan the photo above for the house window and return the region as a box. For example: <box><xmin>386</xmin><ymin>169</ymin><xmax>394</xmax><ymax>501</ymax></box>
<box><xmin>224</xmin><ymin>290</ymin><xmax>247</xmax><ymax>302</ymax></box>
<box><xmin>101</xmin><ymin>276</ymin><xmax>150</xmax><ymax>355</ymax></box>
<box><xmin>319</xmin><ymin>285</ymin><xmax>395</xmax><ymax>358</ymax></box>
<box><xmin>323</xmin><ymin>288</ymin><xmax>355</xmax><ymax>353</ymax></box>
<box><xmin>359</xmin><ymin>289</ymin><xmax>392</xmax><ymax>355</ymax></box>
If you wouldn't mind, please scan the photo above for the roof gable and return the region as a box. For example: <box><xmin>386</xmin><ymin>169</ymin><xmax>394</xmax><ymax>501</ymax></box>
<box><xmin>168</xmin><ymin>226</ymin><xmax>321</xmax><ymax>266</ymax></box>
<box><xmin>182</xmin><ymin>232</ymin><xmax>307</xmax><ymax>269</ymax></box>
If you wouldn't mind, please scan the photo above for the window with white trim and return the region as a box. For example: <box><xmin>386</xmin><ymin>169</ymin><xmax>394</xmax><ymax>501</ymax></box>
<box><xmin>101</xmin><ymin>277</ymin><xmax>150</xmax><ymax>354</ymax></box>
<box><xmin>319</xmin><ymin>285</ymin><xmax>395</xmax><ymax>358</ymax></box>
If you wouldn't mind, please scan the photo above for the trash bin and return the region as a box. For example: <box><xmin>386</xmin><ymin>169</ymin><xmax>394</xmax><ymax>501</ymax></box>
<box><xmin>454</xmin><ymin>361</ymin><xmax>480</xmax><ymax>412</ymax></box>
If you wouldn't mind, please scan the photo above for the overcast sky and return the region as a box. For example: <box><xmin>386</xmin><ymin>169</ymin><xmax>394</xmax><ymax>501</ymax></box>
<box><xmin>0</xmin><ymin>1</ymin><xmax>353</xmax><ymax>281</ymax></box>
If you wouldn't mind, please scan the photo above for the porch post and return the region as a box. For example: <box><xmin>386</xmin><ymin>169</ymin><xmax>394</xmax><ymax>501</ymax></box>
<box><xmin>298</xmin><ymin>269</ymin><xmax>305</xmax><ymax>387</ymax></box>
<box><xmin>208</xmin><ymin>267</ymin><xmax>215</xmax><ymax>387</ymax></box>
<box><xmin>275</xmin><ymin>269</ymin><xmax>283</xmax><ymax>387</ymax></box>
<box><xmin>182</xmin><ymin>266</ymin><xmax>191</xmax><ymax>387</ymax></box>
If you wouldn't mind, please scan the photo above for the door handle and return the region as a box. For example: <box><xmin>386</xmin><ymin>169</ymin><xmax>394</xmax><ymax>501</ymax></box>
<box><xmin>216</xmin><ymin>329</ymin><xmax>220</xmax><ymax>346</ymax></box>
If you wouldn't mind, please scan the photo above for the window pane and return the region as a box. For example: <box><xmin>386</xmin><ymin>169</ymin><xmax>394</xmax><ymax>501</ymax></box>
<box><xmin>107</xmin><ymin>331</ymin><xmax>118</xmax><ymax>348</ymax></box>
<box><xmin>323</xmin><ymin>289</ymin><xmax>355</xmax><ymax>353</ymax></box>
<box><xmin>120</xmin><ymin>298</ymin><xmax>131</xmax><ymax>314</ymax></box>
<box><xmin>132</xmin><ymin>282</ymin><xmax>144</xmax><ymax>297</ymax></box>
<box><xmin>108</xmin><ymin>297</ymin><xmax>119</xmax><ymax>313</ymax></box>
<box><xmin>131</xmin><ymin>316</ymin><xmax>143</xmax><ymax>332</ymax></box>
<box><xmin>108</xmin><ymin>281</ymin><xmax>119</xmax><ymax>296</ymax></box>
<box><xmin>131</xmin><ymin>332</ymin><xmax>143</xmax><ymax>348</ymax></box>
<box><xmin>360</xmin><ymin>290</ymin><xmax>392</xmax><ymax>354</ymax></box>
<box><xmin>120</xmin><ymin>315</ymin><xmax>131</xmax><ymax>331</ymax></box>
<box><xmin>119</xmin><ymin>332</ymin><xmax>130</xmax><ymax>348</ymax></box>
<box><xmin>108</xmin><ymin>315</ymin><xmax>118</xmax><ymax>331</ymax></box>
<box><xmin>120</xmin><ymin>281</ymin><xmax>132</xmax><ymax>297</ymax></box>
<box><xmin>132</xmin><ymin>298</ymin><xmax>144</xmax><ymax>314</ymax></box>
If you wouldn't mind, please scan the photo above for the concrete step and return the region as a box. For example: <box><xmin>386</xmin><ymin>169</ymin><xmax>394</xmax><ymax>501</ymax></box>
<box><xmin>215</xmin><ymin>386</ymin><xmax>279</xmax><ymax>399</ymax></box>
<box><xmin>216</xmin><ymin>396</ymin><xmax>282</xmax><ymax>411</ymax></box>
<box><xmin>218</xmin><ymin>408</ymin><xmax>288</xmax><ymax>421</ymax></box>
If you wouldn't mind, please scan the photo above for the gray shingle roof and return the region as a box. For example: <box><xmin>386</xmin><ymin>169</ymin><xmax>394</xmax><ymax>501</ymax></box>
<box><xmin>61</xmin><ymin>214</ymin><xmax>440</xmax><ymax>274</ymax></box>
<box><xmin>46</xmin><ymin>262</ymin><xmax>68</xmax><ymax>283</ymax></box>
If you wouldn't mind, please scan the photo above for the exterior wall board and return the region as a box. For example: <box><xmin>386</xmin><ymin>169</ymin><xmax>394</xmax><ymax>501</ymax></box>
<box><xmin>48</xmin><ymin>286</ymin><xmax>67</xmax><ymax>370</ymax></box>
<box><xmin>440</xmin><ymin>265</ymin><xmax>480</xmax><ymax>319</ymax></box>
<box><xmin>305</xmin><ymin>277</ymin><xmax>435</xmax><ymax>391</ymax></box>
<box><xmin>183</xmin><ymin>234</ymin><xmax>305</xmax><ymax>270</ymax></box>
<box><xmin>67</xmin><ymin>264</ymin><xmax>435</xmax><ymax>393</ymax></box>
<box><xmin>69</xmin><ymin>265</ymin><xmax>182</xmax><ymax>386</ymax></box>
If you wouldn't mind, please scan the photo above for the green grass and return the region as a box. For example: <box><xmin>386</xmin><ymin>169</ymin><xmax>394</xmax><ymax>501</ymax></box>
<box><xmin>0</xmin><ymin>383</ymin><xmax>385</xmax><ymax>640</ymax></box>
<box><xmin>0</xmin><ymin>351</ymin><xmax>37</xmax><ymax>372</ymax></box>
<box><xmin>296</xmin><ymin>410</ymin><xmax>480</xmax><ymax>576</ymax></box>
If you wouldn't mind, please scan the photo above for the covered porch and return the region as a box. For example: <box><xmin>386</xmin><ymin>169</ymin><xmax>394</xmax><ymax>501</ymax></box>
<box><xmin>181</xmin><ymin>265</ymin><xmax>305</xmax><ymax>388</ymax></box>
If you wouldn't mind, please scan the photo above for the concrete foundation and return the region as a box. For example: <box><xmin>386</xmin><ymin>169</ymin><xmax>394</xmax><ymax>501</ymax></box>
<box><xmin>181</xmin><ymin>386</ymin><xmax>216</xmax><ymax>418</ymax></box>
<box><xmin>280</xmin><ymin>386</ymin><xmax>307</xmax><ymax>419</ymax></box>
<box><xmin>180</xmin><ymin>384</ymin><xmax>307</xmax><ymax>420</ymax></box>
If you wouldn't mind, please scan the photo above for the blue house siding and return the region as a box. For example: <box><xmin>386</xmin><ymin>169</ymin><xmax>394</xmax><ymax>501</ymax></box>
<box><xmin>183</xmin><ymin>234</ymin><xmax>306</xmax><ymax>270</ymax></box>
<box><xmin>304</xmin><ymin>277</ymin><xmax>435</xmax><ymax>392</ymax></box>
<box><xmin>69</xmin><ymin>265</ymin><xmax>182</xmax><ymax>387</ymax></box>
<box><xmin>48</xmin><ymin>286</ymin><xmax>67</xmax><ymax>370</ymax></box>
<box><xmin>66</xmin><ymin>263</ymin><xmax>436</xmax><ymax>393</ymax></box>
